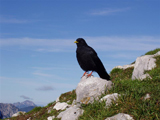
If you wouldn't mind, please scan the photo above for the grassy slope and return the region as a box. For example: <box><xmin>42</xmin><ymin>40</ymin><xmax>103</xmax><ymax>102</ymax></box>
<box><xmin>3</xmin><ymin>48</ymin><xmax>160</xmax><ymax>120</ymax></box>
<box><xmin>79</xmin><ymin>49</ymin><xmax>160</xmax><ymax>120</ymax></box>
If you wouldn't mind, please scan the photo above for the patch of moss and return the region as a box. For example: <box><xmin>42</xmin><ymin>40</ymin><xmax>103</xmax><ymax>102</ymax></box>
<box><xmin>110</xmin><ymin>67</ymin><xmax>134</xmax><ymax>81</ymax></box>
<box><xmin>59</xmin><ymin>89</ymin><xmax>76</xmax><ymax>104</ymax></box>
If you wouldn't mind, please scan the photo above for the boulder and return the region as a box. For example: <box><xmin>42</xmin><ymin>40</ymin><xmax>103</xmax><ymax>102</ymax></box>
<box><xmin>76</xmin><ymin>74</ymin><xmax>113</xmax><ymax>104</ymax></box>
<box><xmin>132</xmin><ymin>51</ymin><xmax>160</xmax><ymax>80</ymax></box>
<box><xmin>105</xmin><ymin>113</ymin><xmax>134</xmax><ymax>120</ymax></box>
<box><xmin>100</xmin><ymin>93</ymin><xmax>120</xmax><ymax>107</ymax></box>
<box><xmin>53</xmin><ymin>102</ymin><xmax>69</xmax><ymax>110</ymax></box>
<box><xmin>57</xmin><ymin>105</ymin><xmax>84</xmax><ymax>120</ymax></box>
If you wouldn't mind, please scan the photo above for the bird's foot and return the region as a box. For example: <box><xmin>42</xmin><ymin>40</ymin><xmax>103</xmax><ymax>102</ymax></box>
<box><xmin>87</xmin><ymin>71</ymin><xmax>93</xmax><ymax>78</ymax></box>
<box><xmin>81</xmin><ymin>72</ymin><xmax>87</xmax><ymax>78</ymax></box>
<box><xmin>82</xmin><ymin>72</ymin><xmax>87</xmax><ymax>76</ymax></box>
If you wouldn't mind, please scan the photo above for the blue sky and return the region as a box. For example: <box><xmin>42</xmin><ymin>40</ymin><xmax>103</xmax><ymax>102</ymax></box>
<box><xmin>0</xmin><ymin>0</ymin><xmax>160</xmax><ymax>106</ymax></box>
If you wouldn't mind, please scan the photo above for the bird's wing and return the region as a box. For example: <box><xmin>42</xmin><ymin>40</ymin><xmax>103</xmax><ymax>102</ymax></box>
<box><xmin>86</xmin><ymin>46</ymin><xmax>104</xmax><ymax>70</ymax></box>
<box><xmin>88</xmin><ymin>47</ymin><xmax>110</xmax><ymax>80</ymax></box>
<box><xmin>87</xmin><ymin>46</ymin><xmax>107</xmax><ymax>72</ymax></box>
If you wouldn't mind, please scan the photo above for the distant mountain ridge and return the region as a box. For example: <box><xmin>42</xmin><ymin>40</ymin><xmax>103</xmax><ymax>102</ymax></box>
<box><xmin>13</xmin><ymin>100</ymin><xmax>36</xmax><ymax>109</ymax></box>
<box><xmin>0</xmin><ymin>103</ymin><xmax>19</xmax><ymax>119</ymax></box>
<box><xmin>0</xmin><ymin>100</ymin><xmax>37</xmax><ymax>119</ymax></box>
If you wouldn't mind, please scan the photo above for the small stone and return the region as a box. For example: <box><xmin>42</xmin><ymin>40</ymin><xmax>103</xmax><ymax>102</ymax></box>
<box><xmin>144</xmin><ymin>93</ymin><xmax>151</xmax><ymax>100</ymax></box>
<box><xmin>53</xmin><ymin>102</ymin><xmax>69</xmax><ymax>110</ymax></box>
<box><xmin>47</xmin><ymin>116</ymin><xmax>55</xmax><ymax>120</ymax></box>
<box><xmin>100</xmin><ymin>93</ymin><xmax>120</xmax><ymax>107</ymax></box>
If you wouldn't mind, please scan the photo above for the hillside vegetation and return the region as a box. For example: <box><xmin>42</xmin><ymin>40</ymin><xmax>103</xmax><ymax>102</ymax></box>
<box><xmin>2</xmin><ymin>48</ymin><xmax>160</xmax><ymax>120</ymax></box>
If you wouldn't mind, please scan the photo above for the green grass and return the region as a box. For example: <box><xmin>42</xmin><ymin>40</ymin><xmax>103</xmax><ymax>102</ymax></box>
<box><xmin>59</xmin><ymin>89</ymin><xmax>76</xmax><ymax>104</ymax></box>
<box><xmin>27</xmin><ymin>106</ymin><xmax>42</xmax><ymax>114</ymax></box>
<box><xmin>110</xmin><ymin>67</ymin><xmax>134</xmax><ymax>81</ymax></box>
<box><xmin>79</xmin><ymin>49</ymin><xmax>160</xmax><ymax>120</ymax></box>
<box><xmin>79</xmin><ymin>77</ymin><xmax>160</xmax><ymax>120</ymax></box>
<box><xmin>145</xmin><ymin>48</ymin><xmax>160</xmax><ymax>55</ymax></box>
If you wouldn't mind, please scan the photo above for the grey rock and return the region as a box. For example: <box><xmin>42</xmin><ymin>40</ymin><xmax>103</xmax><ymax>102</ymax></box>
<box><xmin>105</xmin><ymin>113</ymin><xmax>134</xmax><ymax>120</ymax></box>
<box><xmin>132</xmin><ymin>51</ymin><xmax>160</xmax><ymax>80</ymax></box>
<box><xmin>76</xmin><ymin>74</ymin><xmax>113</xmax><ymax>104</ymax></box>
<box><xmin>57</xmin><ymin>105</ymin><xmax>84</xmax><ymax>120</ymax></box>
<box><xmin>100</xmin><ymin>93</ymin><xmax>120</xmax><ymax>107</ymax></box>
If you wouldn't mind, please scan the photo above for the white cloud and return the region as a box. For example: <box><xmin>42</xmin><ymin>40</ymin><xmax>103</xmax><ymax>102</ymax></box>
<box><xmin>33</xmin><ymin>72</ymin><xmax>53</xmax><ymax>77</ymax></box>
<box><xmin>90</xmin><ymin>7</ymin><xmax>130</xmax><ymax>16</ymax></box>
<box><xmin>31</xmin><ymin>67</ymin><xmax>72</xmax><ymax>80</ymax></box>
<box><xmin>20</xmin><ymin>95</ymin><xmax>32</xmax><ymax>100</ymax></box>
<box><xmin>0</xmin><ymin>36</ymin><xmax>159</xmax><ymax>52</ymax></box>
<box><xmin>85</xmin><ymin>36</ymin><xmax>160</xmax><ymax>51</ymax></box>
<box><xmin>36</xmin><ymin>86</ymin><xmax>54</xmax><ymax>91</ymax></box>
<box><xmin>0</xmin><ymin>16</ymin><xmax>28</xmax><ymax>23</ymax></box>
<box><xmin>0</xmin><ymin>37</ymin><xmax>75</xmax><ymax>52</ymax></box>
<box><xmin>0</xmin><ymin>37</ymin><xmax>74</xmax><ymax>46</ymax></box>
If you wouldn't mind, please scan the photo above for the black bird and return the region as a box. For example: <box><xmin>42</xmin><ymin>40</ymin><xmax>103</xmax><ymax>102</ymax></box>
<box><xmin>74</xmin><ymin>38</ymin><xmax>110</xmax><ymax>80</ymax></box>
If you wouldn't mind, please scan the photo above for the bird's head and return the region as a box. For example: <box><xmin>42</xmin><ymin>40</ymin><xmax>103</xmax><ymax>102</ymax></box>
<box><xmin>74</xmin><ymin>38</ymin><xmax>88</xmax><ymax>47</ymax></box>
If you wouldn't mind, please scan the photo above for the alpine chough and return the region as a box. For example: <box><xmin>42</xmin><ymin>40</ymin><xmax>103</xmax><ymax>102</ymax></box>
<box><xmin>74</xmin><ymin>38</ymin><xmax>110</xmax><ymax>80</ymax></box>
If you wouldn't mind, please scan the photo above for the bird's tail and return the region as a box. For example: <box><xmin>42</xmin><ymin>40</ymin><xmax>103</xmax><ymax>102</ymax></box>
<box><xmin>97</xmin><ymin>69</ymin><xmax>110</xmax><ymax>80</ymax></box>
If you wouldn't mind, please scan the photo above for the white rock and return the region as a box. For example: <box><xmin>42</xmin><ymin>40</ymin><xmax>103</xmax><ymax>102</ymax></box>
<box><xmin>57</xmin><ymin>105</ymin><xmax>84</xmax><ymax>120</ymax></box>
<box><xmin>113</xmin><ymin>64</ymin><xmax>135</xmax><ymax>70</ymax></box>
<box><xmin>53</xmin><ymin>102</ymin><xmax>69</xmax><ymax>110</ymax></box>
<box><xmin>132</xmin><ymin>52</ymin><xmax>159</xmax><ymax>80</ymax></box>
<box><xmin>12</xmin><ymin>111</ymin><xmax>26</xmax><ymax>117</ymax></box>
<box><xmin>27</xmin><ymin>117</ymin><xmax>31</xmax><ymax>120</ymax></box>
<box><xmin>47</xmin><ymin>116</ymin><xmax>55</xmax><ymax>120</ymax></box>
<box><xmin>144</xmin><ymin>93</ymin><xmax>151</xmax><ymax>100</ymax></box>
<box><xmin>100</xmin><ymin>93</ymin><xmax>120</xmax><ymax>107</ymax></box>
<box><xmin>56</xmin><ymin>96</ymin><xmax>60</xmax><ymax>103</ymax></box>
<box><xmin>105</xmin><ymin>113</ymin><xmax>134</xmax><ymax>120</ymax></box>
<box><xmin>76</xmin><ymin>74</ymin><xmax>113</xmax><ymax>104</ymax></box>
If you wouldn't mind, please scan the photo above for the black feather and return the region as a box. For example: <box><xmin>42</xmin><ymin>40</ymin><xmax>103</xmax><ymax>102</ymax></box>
<box><xmin>75</xmin><ymin>38</ymin><xmax>110</xmax><ymax>80</ymax></box>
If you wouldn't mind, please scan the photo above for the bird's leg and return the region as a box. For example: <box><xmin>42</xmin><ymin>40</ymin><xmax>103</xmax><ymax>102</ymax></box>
<box><xmin>87</xmin><ymin>71</ymin><xmax>93</xmax><ymax>77</ymax></box>
<box><xmin>82</xmin><ymin>71</ymin><xmax>87</xmax><ymax>77</ymax></box>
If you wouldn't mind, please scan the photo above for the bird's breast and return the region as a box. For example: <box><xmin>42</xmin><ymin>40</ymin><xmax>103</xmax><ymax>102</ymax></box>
<box><xmin>76</xmin><ymin>49</ymin><xmax>96</xmax><ymax>71</ymax></box>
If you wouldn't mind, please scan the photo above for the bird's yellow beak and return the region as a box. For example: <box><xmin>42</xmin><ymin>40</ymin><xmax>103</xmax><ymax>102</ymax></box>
<box><xmin>74</xmin><ymin>41</ymin><xmax>78</xmax><ymax>43</ymax></box>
